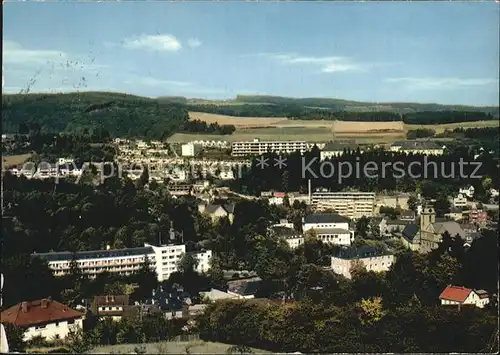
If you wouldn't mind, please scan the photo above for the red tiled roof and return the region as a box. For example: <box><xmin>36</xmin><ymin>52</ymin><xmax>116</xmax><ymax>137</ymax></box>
<box><xmin>439</xmin><ymin>285</ymin><xmax>472</xmax><ymax>303</ymax></box>
<box><xmin>0</xmin><ymin>299</ymin><xmax>83</xmax><ymax>327</ymax></box>
<box><xmin>274</xmin><ymin>192</ymin><xmax>286</xmax><ymax>198</ymax></box>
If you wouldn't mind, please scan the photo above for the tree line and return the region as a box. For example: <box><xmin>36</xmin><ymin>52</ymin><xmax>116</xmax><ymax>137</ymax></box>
<box><xmin>181</xmin><ymin>120</ymin><xmax>236</xmax><ymax>135</ymax></box>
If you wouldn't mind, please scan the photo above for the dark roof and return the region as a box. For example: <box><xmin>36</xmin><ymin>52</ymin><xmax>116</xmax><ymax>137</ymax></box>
<box><xmin>402</xmin><ymin>223</ymin><xmax>420</xmax><ymax>242</ymax></box>
<box><xmin>394</xmin><ymin>140</ymin><xmax>441</xmax><ymax>150</ymax></box>
<box><xmin>333</xmin><ymin>245</ymin><xmax>391</xmax><ymax>260</ymax></box>
<box><xmin>385</xmin><ymin>219</ymin><xmax>410</xmax><ymax>226</ymax></box>
<box><xmin>322</xmin><ymin>142</ymin><xmax>358</xmax><ymax>152</ymax></box>
<box><xmin>33</xmin><ymin>246</ymin><xmax>154</xmax><ymax>262</ymax></box>
<box><xmin>304</xmin><ymin>213</ymin><xmax>349</xmax><ymax>224</ymax></box>
<box><xmin>270</xmin><ymin>226</ymin><xmax>300</xmax><ymax>238</ymax></box>
<box><xmin>1</xmin><ymin>299</ymin><xmax>83</xmax><ymax>327</ymax></box>
<box><xmin>223</xmin><ymin>204</ymin><xmax>235</xmax><ymax>214</ymax></box>
<box><xmin>228</xmin><ymin>280</ymin><xmax>261</xmax><ymax>296</ymax></box>
<box><xmin>400</xmin><ymin>210</ymin><xmax>416</xmax><ymax>219</ymax></box>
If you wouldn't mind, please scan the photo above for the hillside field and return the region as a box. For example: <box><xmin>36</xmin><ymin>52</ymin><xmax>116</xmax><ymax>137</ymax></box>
<box><xmin>169</xmin><ymin>112</ymin><xmax>497</xmax><ymax>143</ymax></box>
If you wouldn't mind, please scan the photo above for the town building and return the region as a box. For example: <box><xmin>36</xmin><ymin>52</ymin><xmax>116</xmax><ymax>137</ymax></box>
<box><xmin>314</xmin><ymin>228</ymin><xmax>353</xmax><ymax>246</ymax></box>
<box><xmin>181</xmin><ymin>143</ymin><xmax>202</xmax><ymax>157</ymax></box>
<box><xmin>459</xmin><ymin>185</ymin><xmax>475</xmax><ymax>199</ymax></box>
<box><xmin>91</xmin><ymin>295</ymin><xmax>131</xmax><ymax>321</ymax></box>
<box><xmin>270</xmin><ymin>226</ymin><xmax>304</xmax><ymax>249</ymax></box>
<box><xmin>311</xmin><ymin>191</ymin><xmax>375</xmax><ymax>218</ymax></box>
<box><xmin>453</xmin><ymin>194</ymin><xmax>468</xmax><ymax>208</ymax></box>
<box><xmin>0</xmin><ymin>299</ymin><xmax>84</xmax><ymax>341</ymax></box>
<box><xmin>468</xmin><ymin>207</ymin><xmax>489</xmax><ymax>225</ymax></box>
<box><xmin>439</xmin><ymin>285</ymin><xmax>490</xmax><ymax>308</ymax></box>
<box><xmin>188</xmin><ymin>249</ymin><xmax>213</xmax><ymax>273</ymax></box>
<box><xmin>231</xmin><ymin>138</ymin><xmax>308</xmax><ymax>157</ymax></box>
<box><xmin>198</xmin><ymin>202</ymin><xmax>235</xmax><ymax>223</ymax></box>
<box><xmin>200</xmin><ymin>288</ymin><xmax>238</xmax><ymax>302</ymax></box>
<box><xmin>33</xmin><ymin>242</ymin><xmax>187</xmax><ymax>282</ymax></box>
<box><xmin>227</xmin><ymin>278</ymin><xmax>262</xmax><ymax>299</ymax></box>
<box><xmin>390</xmin><ymin>140</ymin><xmax>444</xmax><ymax>155</ymax></box>
<box><xmin>399</xmin><ymin>210</ymin><xmax>416</xmax><ymax>221</ymax></box>
<box><xmin>379</xmin><ymin>218</ymin><xmax>411</xmax><ymax>236</ymax></box>
<box><xmin>399</xmin><ymin>207</ymin><xmax>467</xmax><ymax>253</ymax></box>
<box><xmin>330</xmin><ymin>246</ymin><xmax>395</xmax><ymax>279</ymax></box>
<box><xmin>445</xmin><ymin>207</ymin><xmax>465</xmax><ymax>221</ymax></box>
<box><xmin>303</xmin><ymin>213</ymin><xmax>350</xmax><ymax>231</ymax></box>
<box><xmin>320</xmin><ymin>142</ymin><xmax>360</xmax><ymax>161</ymax></box>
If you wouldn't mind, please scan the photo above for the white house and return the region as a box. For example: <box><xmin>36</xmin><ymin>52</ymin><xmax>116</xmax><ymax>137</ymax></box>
<box><xmin>331</xmin><ymin>246</ymin><xmax>395</xmax><ymax>279</ymax></box>
<box><xmin>489</xmin><ymin>188</ymin><xmax>499</xmax><ymax>198</ymax></box>
<box><xmin>459</xmin><ymin>186</ymin><xmax>475</xmax><ymax>199</ymax></box>
<box><xmin>313</xmin><ymin>228</ymin><xmax>353</xmax><ymax>246</ymax></box>
<box><xmin>453</xmin><ymin>193</ymin><xmax>468</xmax><ymax>208</ymax></box>
<box><xmin>189</xmin><ymin>249</ymin><xmax>212</xmax><ymax>273</ymax></box>
<box><xmin>0</xmin><ymin>299</ymin><xmax>84</xmax><ymax>342</ymax></box>
<box><xmin>439</xmin><ymin>285</ymin><xmax>489</xmax><ymax>308</ymax></box>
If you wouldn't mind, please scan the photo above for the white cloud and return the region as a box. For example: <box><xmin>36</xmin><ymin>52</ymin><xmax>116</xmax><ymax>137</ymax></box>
<box><xmin>251</xmin><ymin>52</ymin><xmax>369</xmax><ymax>73</ymax></box>
<box><xmin>385</xmin><ymin>77</ymin><xmax>499</xmax><ymax>90</ymax></box>
<box><xmin>187</xmin><ymin>38</ymin><xmax>202</xmax><ymax>48</ymax></box>
<box><xmin>3</xmin><ymin>40</ymin><xmax>68</xmax><ymax>65</ymax></box>
<box><xmin>122</xmin><ymin>34</ymin><xmax>182</xmax><ymax>52</ymax></box>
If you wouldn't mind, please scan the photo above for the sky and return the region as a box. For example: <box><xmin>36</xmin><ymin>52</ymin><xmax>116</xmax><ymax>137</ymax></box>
<box><xmin>3</xmin><ymin>2</ymin><xmax>499</xmax><ymax>106</ymax></box>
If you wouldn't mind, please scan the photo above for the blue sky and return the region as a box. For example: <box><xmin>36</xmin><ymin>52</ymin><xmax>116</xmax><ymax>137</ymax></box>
<box><xmin>3</xmin><ymin>2</ymin><xmax>499</xmax><ymax>105</ymax></box>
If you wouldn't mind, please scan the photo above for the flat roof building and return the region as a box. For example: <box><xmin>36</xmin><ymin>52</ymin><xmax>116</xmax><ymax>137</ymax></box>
<box><xmin>311</xmin><ymin>191</ymin><xmax>375</xmax><ymax>218</ymax></box>
<box><xmin>231</xmin><ymin>138</ymin><xmax>308</xmax><ymax>157</ymax></box>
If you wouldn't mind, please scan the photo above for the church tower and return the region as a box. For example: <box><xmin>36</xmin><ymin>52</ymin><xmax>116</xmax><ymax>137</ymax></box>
<box><xmin>420</xmin><ymin>206</ymin><xmax>436</xmax><ymax>232</ymax></box>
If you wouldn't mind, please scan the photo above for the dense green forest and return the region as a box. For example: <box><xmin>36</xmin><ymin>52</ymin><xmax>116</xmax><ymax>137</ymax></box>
<box><xmin>2</xmin><ymin>92</ymin><xmax>189</xmax><ymax>140</ymax></box>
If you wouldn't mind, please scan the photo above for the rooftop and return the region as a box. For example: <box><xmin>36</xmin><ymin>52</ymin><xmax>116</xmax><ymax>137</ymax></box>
<box><xmin>33</xmin><ymin>246</ymin><xmax>155</xmax><ymax>262</ymax></box>
<box><xmin>439</xmin><ymin>285</ymin><xmax>473</xmax><ymax>303</ymax></box>
<box><xmin>304</xmin><ymin>213</ymin><xmax>350</xmax><ymax>224</ymax></box>
<box><xmin>333</xmin><ymin>245</ymin><xmax>392</xmax><ymax>260</ymax></box>
<box><xmin>1</xmin><ymin>299</ymin><xmax>83</xmax><ymax>327</ymax></box>
<box><xmin>314</xmin><ymin>228</ymin><xmax>351</xmax><ymax>235</ymax></box>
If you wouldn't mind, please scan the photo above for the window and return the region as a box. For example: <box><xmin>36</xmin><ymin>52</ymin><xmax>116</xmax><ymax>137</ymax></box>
<box><xmin>55</xmin><ymin>322</ymin><xmax>60</xmax><ymax>327</ymax></box>
<box><xmin>68</xmin><ymin>319</ymin><xmax>75</xmax><ymax>325</ymax></box>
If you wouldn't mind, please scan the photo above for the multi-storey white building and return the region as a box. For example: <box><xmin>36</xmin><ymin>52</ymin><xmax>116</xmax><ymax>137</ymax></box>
<box><xmin>331</xmin><ymin>246</ymin><xmax>395</xmax><ymax>279</ymax></box>
<box><xmin>311</xmin><ymin>191</ymin><xmax>375</xmax><ymax>218</ymax></box>
<box><xmin>390</xmin><ymin>141</ymin><xmax>444</xmax><ymax>155</ymax></box>
<box><xmin>453</xmin><ymin>193</ymin><xmax>468</xmax><ymax>208</ymax></box>
<box><xmin>33</xmin><ymin>243</ymin><xmax>188</xmax><ymax>282</ymax></box>
<box><xmin>314</xmin><ymin>228</ymin><xmax>353</xmax><ymax>246</ymax></box>
<box><xmin>231</xmin><ymin>138</ymin><xmax>308</xmax><ymax>157</ymax></box>
<box><xmin>181</xmin><ymin>143</ymin><xmax>202</xmax><ymax>157</ymax></box>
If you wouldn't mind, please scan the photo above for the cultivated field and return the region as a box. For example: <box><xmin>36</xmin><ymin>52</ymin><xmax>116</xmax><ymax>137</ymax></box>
<box><xmin>174</xmin><ymin>112</ymin><xmax>498</xmax><ymax>144</ymax></box>
<box><xmin>406</xmin><ymin>120</ymin><xmax>499</xmax><ymax>134</ymax></box>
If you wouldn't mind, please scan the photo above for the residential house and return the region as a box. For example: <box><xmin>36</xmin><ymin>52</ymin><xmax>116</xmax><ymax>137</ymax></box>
<box><xmin>181</xmin><ymin>143</ymin><xmax>202</xmax><ymax>157</ymax></box>
<box><xmin>439</xmin><ymin>285</ymin><xmax>489</xmax><ymax>308</ymax></box>
<box><xmin>198</xmin><ymin>203</ymin><xmax>235</xmax><ymax>223</ymax></box>
<box><xmin>270</xmin><ymin>226</ymin><xmax>304</xmax><ymax>249</ymax></box>
<box><xmin>459</xmin><ymin>185</ymin><xmax>475</xmax><ymax>199</ymax></box>
<box><xmin>227</xmin><ymin>278</ymin><xmax>262</xmax><ymax>299</ymax></box>
<box><xmin>489</xmin><ymin>188</ymin><xmax>499</xmax><ymax>198</ymax></box>
<box><xmin>468</xmin><ymin>208</ymin><xmax>488</xmax><ymax>225</ymax></box>
<box><xmin>268</xmin><ymin>192</ymin><xmax>286</xmax><ymax>205</ymax></box>
<box><xmin>330</xmin><ymin>246</ymin><xmax>395</xmax><ymax>279</ymax></box>
<box><xmin>314</xmin><ymin>228</ymin><xmax>353</xmax><ymax>246</ymax></box>
<box><xmin>0</xmin><ymin>299</ymin><xmax>84</xmax><ymax>341</ymax></box>
<box><xmin>188</xmin><ymin>249</ymin><xmax>212</xmax><ymax>273</ymax></box>
<box><xmin>390</xmin><ymin>140</ymin><xmax>444</xmax><ymax>155</ymax></box>
<box><xmin>445</xmin><ymin>207</ymin><xmax>465</xmax><ymax>221</ymax></box>
<box><xmin>91</xmin><ymin>295</ymin><xmax>130</xmax><ymax>321</ymax></box>
<box><xmin>399</xmin><ymin>210</ymin><xmax>416</xmax><ymax>221</ymax></box>
<box><xmin>379</xmin><ymin>217</ymin><xmax>411</xmax><ymax>236</ymax></box>
<box><xmin>453</xmin><ymin>194</ymin><xmax>468</xmax><ymax>208</ymax></box>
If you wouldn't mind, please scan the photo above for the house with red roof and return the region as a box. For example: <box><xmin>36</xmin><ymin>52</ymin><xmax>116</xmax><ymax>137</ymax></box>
<box><xmin>439</xmin><ymin>285</ymin><xmax>490</xmax><ymax>308</ymax></box>
<box><xmin>0</xmin><ymin>298</ymin><xmax>84</xmax><ymax>341</ymax></box>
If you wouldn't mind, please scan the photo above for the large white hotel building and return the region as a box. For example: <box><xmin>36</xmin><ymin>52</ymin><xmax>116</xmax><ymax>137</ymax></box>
<box><xmin>231</xmin><ymin>138</ymin><xmax>308</xmax><ymax>157</ymax></box>
<box><xmin>311</xmin><ymin>191</ymin><xmax>375</xmax><ymax>219</ymax></box>
<box><xmin>32</xmin><ymin>243</ymin><xmax>212</xmax><ymax>282</ymax></box>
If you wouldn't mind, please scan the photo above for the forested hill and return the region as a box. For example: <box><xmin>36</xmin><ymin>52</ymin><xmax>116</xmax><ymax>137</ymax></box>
<box><xmin>182</xmin><ymin>95</ymin><xmax>499</xmax><ymax>123</ymax></box>
<box><xmin>2</xmin><ymin>92</ymin><xmax>189</xmax><ymax>140</ymax></box>
<box><xmin>232</xmin><ymin>95</ymin><xmax>500</xmax><ymax>115</ymax></box>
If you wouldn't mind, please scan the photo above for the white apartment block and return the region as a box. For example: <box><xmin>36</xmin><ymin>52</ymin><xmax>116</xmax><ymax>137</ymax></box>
<box><xmin>311</xmin><ymin>191</ymin><xmax>375</xmax><ymax>218</ymax></box>
<box><xmin>390</xmin><ymin>141</ymin><xmax>444</xmax><ymax>156</ymax></box>
<box><xmin>231</xmin><ymin>138</ymin><xmax>308</xmax><ymax>157</ymax></box>
<box><xmin>331</xmin><ymin>246</ymin><xmax>395</xmax><ymax>279</ymax></box>
<box><xmin>33</xmin><ymin>243</ymin><xmax>188</xmax><ymax>282</ymax></box>
<box><xmin>181</xmin><ymin>143</ymin><xmax>202</xmax><ymax>157</ymax></box>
